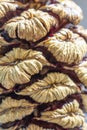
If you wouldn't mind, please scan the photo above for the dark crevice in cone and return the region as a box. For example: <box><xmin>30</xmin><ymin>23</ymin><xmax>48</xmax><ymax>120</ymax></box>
<box><xmin>1</xmin><ymin>9</ymin><xmax>69</xmax><ymax>46</ymax></box>
<box><xmin>0</xmin><ymin>92</ymin><xmax>36</xmax><ymax>104</ymax></box>
<box><xmin>0</xmin><ymin>94</ymin><xmax>83</xmax><ymax>130</ymax></box>
<box><xmin>1</xmin><ymin>25</ymin><xmax>58</xmax><ymax>44</ymax></box>
<box><xmin>13</xmin><ymin>72</ymin><xmax>49</xmax><ymax>92</ymax></box>
<box><xmin>34</xmin><ymin>46</ymin><xmax>57</xmax><ymax>64</ymax></box>
<box><xmin>16</xmin><ymin>0</ymin><xmax>32</xmax><ymax>4</ymax></box>
<box><xmin>34</xmin><ymin>46</ymin><xmax>87</xmax><ymax>91</ymax></box>
<box><xmin>0</xmin><ymin>121</ymin><xmax>18</xmax><ymax>129</ymax></box>
<box><xmin>31</xmin><ymin>119</ymin><xmax>81</xmax><ymax>130</ymax></box>
<box><xmin>0</xmin><ymin>96</ymin><xmax>82</xmax><ymax>130</ymax></box>
<box><xmin>0</xmin><ymin>7</ymin><xmax>27</xmax><ymax>28</ymax></box>
<box><xmin>0</xmin><ymin>37</ymin><xmax>34</xmax><ymax>56</ymax></box>
<box><xmin>35</xmin><ymin>93</ymin><xmax>83</xmax><ymax>115</ymax></box>
<box><xmin>0</xmin><ymin>91</ymin><xmax>82</xmax><ymax>112</ymax></box>
<box><xmin>0</xmin><ymin>0</ymin><xmax>47</xmax><ymax>28</ymax></box>
<box><xmin>1</xmin><ymin>31</ymin><xmax>14</xmax><ymax>43</ymax></box>
<box><xmin>34</xmin><ymin>46</ymin><xmax>76</xmax><ymax>67</ymax></box>
<box><xmin>0</xmin><ymin>63</ymin><xmax>84</xmax><ymax>96</ymax></box>
<box><xmin>33</xmin><ymin>20</ymin><xmax>69</xmax><ymax>46</ymax></box>
<box><xmin>49</xmin><ymin>64</ymin><xmax>87</xmax><ymax>93</ymax></box>
<box><xmin>16</xmin><ymin>0</ymin><xmax>59</xmax><ymax>4</ymax></box>
<box><xmin>49</xmin><ymin>0</ymin><xmax>60</xmax><ymax>4</ymax></box>
<box><xmin>41</xmin><ymin>9</ymin><xmax>69</xmax><ymax>32</ymax></box>
<box><xmin>0</xmin><ymin>113</ymin><xmax>34</xmax><ymax>129</ymax></box>
<box><xmin>32</xmin><ymin>120</ymin><xmax>65</xmax><ymax>130</ymax></box>
<box><xmin>0</xmin><ymin>65</ymin><xmax>54</xmax><ymax>95</ymax></box>
<box><xmin>0</xmin><ymin>84</ymin><xmax>7</xmax><ymax>90</ymax></box>
<box><xmin>0</xmin><ymin>60</ymin><xmax>87</xmax><ymax>96</ymax></box>
<box><xmin>41</xmin><ymin>9</ymin><xmax>61</xmax><ymax>24</ymax></box>
<box><xmin>0</xmin><ymin>83</ymin><xmax>83</xmax><ymax>111</ymax></box>
<box><xmin>16</xmin><ymin>0</ymin><xmax>47</xmax><ymax>5</ymax></box>
<box><xmin>55</xmin><ymin>66</ymin><xmax>81</xmax><ymax>84</ymax></box>
<box><xmin>0</xmin><ymin>41</ymin><xmax>21</xmax><ymax>56</ymax></box>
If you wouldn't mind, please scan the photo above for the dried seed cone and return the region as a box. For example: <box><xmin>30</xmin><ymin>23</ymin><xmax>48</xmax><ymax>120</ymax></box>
<box><xmin>0</xmin><ymin>97</ymin><xmax>38</xmax><ymax>124</ymax></box>
<box><xmin>0</xmin><ymin>48</ymin><xmax>50</xmax><ymax>90</ymax></box>
<box><xmin>16</xmin><ymin>72</ymin><xmax>80</xmax><ymax>103</ymax></box>
<box><xmin>34</xmin><ymin>100</ymin><xmax>84</xmax><ymax>129</ymax></box>
<box><xmin>37</xmin><ymin>28</ymin><xmax>87</xmax><ymax>65</ymax></box>
<box><xmin>0</xmin><ymin>0</ymin><xmax>87</xmax><ymax>130</ymax></box>
<box><xmin>4</xmin><ymin>9</ymin><xmax>58</xmax><ymax>42</ymax></box>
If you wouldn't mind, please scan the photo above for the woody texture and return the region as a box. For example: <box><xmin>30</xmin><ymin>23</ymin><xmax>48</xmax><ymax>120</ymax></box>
<box><xmin>0</xmin><ymin>0</ymin><xmax>87</xmax><ymax>130</ymax></box>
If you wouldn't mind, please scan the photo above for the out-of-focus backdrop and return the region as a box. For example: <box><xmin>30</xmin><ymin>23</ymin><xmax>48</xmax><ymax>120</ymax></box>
<box><xmin>73</xmin><ymin>1</ymin><xmax>87</xmax><ymax>129</ymax></box>
<box><xmin>74</xmin><ymin>0</ymin><xmax>87</xmax><ymax>28</ymax></box>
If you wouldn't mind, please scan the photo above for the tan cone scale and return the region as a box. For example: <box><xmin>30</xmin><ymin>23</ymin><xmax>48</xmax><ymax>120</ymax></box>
<box><xmin>0</xmin><ymin>1</ymin><xmax>18</xmax><ymax>20</ymax></box>
<box><xmin>34</xmin><ymin>100</ymin><xmax>84</xmax><ymax>128</ymax></box>
<box><xmin>0</xmin><ymin>97</ymin><xmax>38</xmax><ymax>124</ymax></box>
<box><xmin>37</xmin><ymin>28</ymin><xmax>87</xmax><ymax>64</ymax></box>
<box><xmin>0</xmin><ymin>48</ymin><xmax>50</xmax><ymax>89</ymax></box>
<box><xmin>16</xmin><ymin>72</ymin><xmax>80</xmax><ymax>103</ymax></box>
<box><xmin>4</xmin><ymin>9</ymin><xmax>58</xmax><ymax>42</ymax></box>
<box><xmin>0</xmin><ymin>0</ymin><xmax>87</xmax><ymax>130</ymax></box>
<box><xmin>4</xmin><ymin>0</ymin><xmax>83</xmax><ymax>42</ymax></box>
<box><xmin>40</xmin><ymin>0</ymin><xmax>83</xmax><ymax>25</ymax></box>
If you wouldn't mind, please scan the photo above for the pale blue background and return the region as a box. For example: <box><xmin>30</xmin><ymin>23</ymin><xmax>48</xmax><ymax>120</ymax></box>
<box><xmin>74</xmin><ymin>0</ymin><xmax>87</xmax><ymax>123</ymax></box>
<box><xmin>74</xmin><ymin>0</ymin><xmax>87</xmax><ymax>28</ymax></box>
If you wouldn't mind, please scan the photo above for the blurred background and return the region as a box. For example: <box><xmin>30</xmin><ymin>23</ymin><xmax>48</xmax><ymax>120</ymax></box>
<box><xmin>74</xmin><ymin>0</ymin><xmax>87</xmax><ymax>28</ymax></box>
<box><xmin>73</xmin><ymin>1</ymin><xmax>87</xmax><ymax>128</ymax></box>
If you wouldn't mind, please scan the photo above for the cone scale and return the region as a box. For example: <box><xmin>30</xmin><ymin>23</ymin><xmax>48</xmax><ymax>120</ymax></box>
<box><xmin>0</xmin><ymin>0</ymin><xmax>87</xmax><ymax>130</ymax></box>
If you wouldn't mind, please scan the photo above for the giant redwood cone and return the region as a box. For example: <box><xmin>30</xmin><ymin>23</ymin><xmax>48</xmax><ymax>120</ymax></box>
<box><xmin>0</xmin><ymin>0</ymin><xmax>87</xmax><ymax>130</ymax></box>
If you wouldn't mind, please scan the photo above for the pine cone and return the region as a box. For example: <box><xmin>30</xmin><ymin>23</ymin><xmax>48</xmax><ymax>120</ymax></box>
<box><xmin>0</xmin><ymin>0</ymin><xmax>87</xmax><ymax>130</ymax></box>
